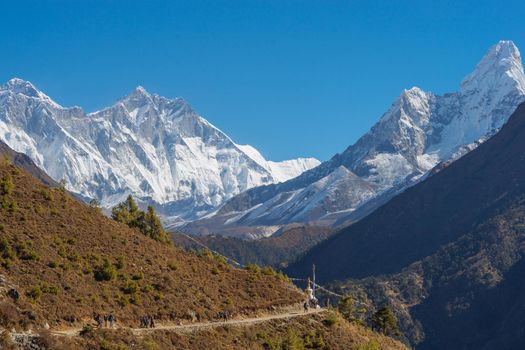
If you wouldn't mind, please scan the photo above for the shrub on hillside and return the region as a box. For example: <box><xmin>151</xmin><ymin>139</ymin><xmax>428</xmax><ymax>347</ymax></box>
<box><xmin>39</xmin><ymin>282</ymin><xmax>59</xmax><ymax>295</ymax></box>
<box><xmin>262</xmin><ymin>266</ymin><xmax>277</xmax><ymax>276</ymax></box>
<box><xmin>27</xmin><ymin>286</ymin><xmax>42</xmax><ymax>301</ymax></box>
<box><xmin>116</xmin><ymin>294</ymin><xmax>129</xmax><ymax>307</ymax></box>
<box><xmin>0</xmin><ymin>175</ymin><xmax>14</xmax><ymax>195</ymax></box>
<box><xmin>115</xmin><ymin>254</ymin><xmax>125</xmax><ymax>269</ymax></box>
<box><xmin>39</xmin><ymin>188</ymin><xmax>52</xmax><ymax>201</ymax></box>
<box><xmin>1</xmin><ymin>198</ymin><xmax>17</xmax><ymax>212</ymax></box>
<box><xmin>94</xmin><ymin>258</ymin><xmax>117</xmax><ymax>281</ymax></box>
<box><xmin>15</xmin><ymin>241</ymin><xmax>40</xmax><ymax>261</ymax></box>
<box><xmin>303</xmin><ymin>330</ymin><xmax>326</xmax><ymax>349</ymax></box>
<box><xmin>132</xmin><ymin>271</ymin><xmax>144</xmax><ymax>281</ymax></box>
<box><xmin>130</xmin><ymin>293</ymin><xmax>142</xmax><ymax>305</ymax></box>
<box><xmin>141</xmin><ymin>284</ymin><xmax>154</xmax><ymax>293</ymax></box>
<box><xmin>0</xmin><ymin>238</ymin><xmax>14</xmax><ymax>260</ymax></box>
<box><xmin>79</xmin><ymin>324</ymin><xmax>94</xmax><ymax>337</ymax></box>
<box><xmin>122</xmin><ymin>280</ymin><xmax>139</xmax><ymax>295</ymax></box>
<box><xmin>323</xmin><ymin>314</ymin><xmax>339</xmax><ymax>327</ymax></box>
<box><xmin>246</xmin><ymin>263</ymin><xmax>261</xmax><ymax>273</ymax></box>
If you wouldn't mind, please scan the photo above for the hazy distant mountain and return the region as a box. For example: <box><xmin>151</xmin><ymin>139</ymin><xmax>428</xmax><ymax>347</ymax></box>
<box><xmin>189</xmin><ymin>40</ymin><xmax>525</xmax><ymax>238</ymax></box>
<box><xmin>288</xmin><ymin>101</ymin><xmax>525</xmax><ymax>349</ymax></box>
<box><xmin>0</xmin><ymin>80</ymin><xmax>319</xmax><ymax>221</ymax></box>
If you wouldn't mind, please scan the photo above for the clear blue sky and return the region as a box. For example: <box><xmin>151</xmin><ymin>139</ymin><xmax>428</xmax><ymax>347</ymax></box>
<box><xmin>2</xmin><ymin>1</ymin><xmax>525</xmax><ymax>161</ymax></box>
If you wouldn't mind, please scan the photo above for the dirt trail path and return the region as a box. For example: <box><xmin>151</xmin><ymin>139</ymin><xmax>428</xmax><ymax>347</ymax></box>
<box><xmin>51</xmin><ymin>307</ymin><xmax>326</xmax><ymax>337</ymax></box>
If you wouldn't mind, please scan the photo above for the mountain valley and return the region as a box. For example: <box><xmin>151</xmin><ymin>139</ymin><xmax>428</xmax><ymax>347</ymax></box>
<box><xmin>188</xmin><ymin>40</ymin><xmax>525</xmax><ymax>238</ymax></box>
<box><xmin>286</xmin><ymin>100</ymin><xmax>525</xmax><ymax>349</ymax></box>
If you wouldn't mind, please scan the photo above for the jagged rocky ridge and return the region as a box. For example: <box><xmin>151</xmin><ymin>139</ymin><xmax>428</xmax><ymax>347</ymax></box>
<box><xmin>0</xmin><ymin>81</ymin><xmax>319</xmax><ymax>222</ymax></box>
<box><xmin>187</xmin><ymin>40</ymin><xmax>525</xmax><ymax>237</ymax></box>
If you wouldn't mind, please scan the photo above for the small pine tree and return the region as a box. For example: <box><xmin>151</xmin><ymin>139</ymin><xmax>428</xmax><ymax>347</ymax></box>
<box><xmin>111</xmin><ymin>195</ymin><xmax>140</xmax><ymax>226</ymax></box>
<box><xmin>111</xmin><ymin>202</ymin><xmax>129</xmax><ymax>224</ymax></box>
<box><xmin>338</xmin><ymin>295</ymin><xmax>356</xmax><ymax>322</ymax></box>
<box><xmin>370</xmin><ymin>305</ymin><xmax>400</xmax><ymax>336</ymax></box>
<box><xmin>126</xmin><ymin>195</ymin><xmax>139</xmax><ymax>215</ymax></box>
<box><xmin>143</xmin><ymin>205</ymin><xmax>170</xmax><ymax>242</ymax></box>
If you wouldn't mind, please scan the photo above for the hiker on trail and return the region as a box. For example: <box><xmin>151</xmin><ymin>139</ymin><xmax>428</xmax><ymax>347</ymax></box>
<box><xmin>108</xmin><ymin>314</ymin><xmax>116</xmax><ymax>328</ymax></box>
<box><xmin>303</xmin><ymin>302</ymin><xmax>309</xmax><ymax>313</ymax></box>
<box><xmin>141</xmin><ymin>315</ymin><xmax>152</xmax><ymax>328</ymax></box>
<box><xmin>95</xmin><ymin>314</ymin><xmax>103</xmax><ymax>328</ymax></box>
<box><xmin>103</xmin><ymin>314</ymin><xmax>108</xmax><ymax>327</ymax></box>
<box><xmin>149</xmin><ymin>315</ymin><xmax>155</xmax><ymax>328</ymax></box>
<box><xmin>140</xmin><ymin>315</ymin><xmax>148</xmax><ymax>328</ymax></box>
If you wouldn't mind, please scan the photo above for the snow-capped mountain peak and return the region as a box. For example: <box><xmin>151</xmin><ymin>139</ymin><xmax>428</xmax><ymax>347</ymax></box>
<box><xmin>3</xmin><ymin>78</ymin><xmax>41</xmax><ymax>97</ymax></box>
<box><xmin>0</xmin><ymin>81</ymin><xmax>319</xmax><ymax>222</ymax></box>
<box><xmin>235</xmin><ymin>143</ymin><xmax>321</xmax><ymax>183</ymax></box>
<box><xmin>388</xmin><ymin>87</ymin><xmax>431</xmax><ymax>126</ymax></box>
<box><xmin>132</xmin><ymin>85</ymin><xmax>149</xmax><ymax>96</ymax></box>
<box><xmin>461</xmin><ymin>40</ymin><xmax>525</xmax><ymax>94</ymax></box>
<box><xmin>1</xmin><ymin>78</ymin><xmax>61</xmax><ymax>108</ymax></box>
<box><xmin>188</xmin><ymin>40</ymin><xmax>525</xmax><ymax>237</ymax></box>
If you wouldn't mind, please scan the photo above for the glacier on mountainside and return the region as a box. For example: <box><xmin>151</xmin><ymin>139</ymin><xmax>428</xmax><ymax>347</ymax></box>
<box><xmin>0</xmin><ymin>80</ymin><xmax>319</xmax><ymax>222</ymax></box>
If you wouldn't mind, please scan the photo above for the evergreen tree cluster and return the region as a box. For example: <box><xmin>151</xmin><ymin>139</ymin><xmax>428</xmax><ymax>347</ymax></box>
<box><xmin>338</xmin><ymin>295</ymin><xmax>400</xmax><ymax>337</ymax></box>
<box><xmin>111</xmin><ymin>195</ymin><xmax>170</xmax><ymax>243</ymax></box>
<box><xmin>370</xmin><ymin>305</ymin><xmax>400</xmax><ymax>336</ymax></box>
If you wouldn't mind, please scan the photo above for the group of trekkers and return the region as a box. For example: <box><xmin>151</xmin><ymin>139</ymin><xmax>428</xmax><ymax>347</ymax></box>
<box><xmin>303</xmin><ymin>298</ymin><xmax>319</xmax><ymax>312</ymax></box>
<box><xmin>94</xmin><ymin>313</ymin><xmax>117</xmax><ymax>328</ymax></box>
<box><xmin>139</xmin><ymin>315</ymin><xmax>156</xmax><ymax>328</ymax></box>
<box><xmin>216</xmin><ymin>310</ymin><xmax>231</xmax><ymax>321</ymax></box>
<box><xmin>94</xmin><ymin>313</ymin><xmax>156</xmax><ymax>329</ymax></box>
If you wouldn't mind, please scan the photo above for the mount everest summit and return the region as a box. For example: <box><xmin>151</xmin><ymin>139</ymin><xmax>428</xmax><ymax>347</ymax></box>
<box><xmin>0</xmin><ymin>80</ymin><xmax>319</xmax><ymax>222</ymax></box>
<box><xmin>186</xmin><ymin>40</ymin><xmax>525</xmax><ymax>237</ymax></box>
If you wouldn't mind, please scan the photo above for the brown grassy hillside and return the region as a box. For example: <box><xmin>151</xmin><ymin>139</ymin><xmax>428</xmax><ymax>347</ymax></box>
<box><xmin>0</xmin><ymin>153</ymin><xmax>408</xmax><ymax>350</ymax></box>
<box><xmin>0</xmin><ymin>158</ymin><xmax>303</xmax><ymax>329</ymax></box>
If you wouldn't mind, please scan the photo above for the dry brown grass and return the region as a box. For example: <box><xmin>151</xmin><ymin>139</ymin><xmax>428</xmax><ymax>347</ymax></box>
<box><xmin>0</xmin><ymin>160</ymin><xmax>408</xmax><ymax>350</ymax></box>
<box><xmin>0</xmin><ymin>162</ymin><xmax>303</xmax><ymax>329</ymax></box>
